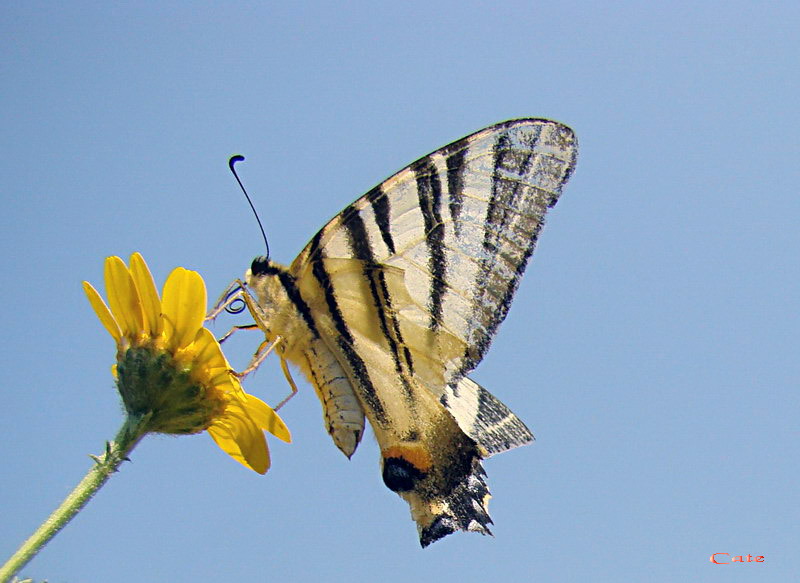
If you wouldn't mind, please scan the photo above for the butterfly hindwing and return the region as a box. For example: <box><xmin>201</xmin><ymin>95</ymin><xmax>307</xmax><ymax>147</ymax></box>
<box><xmin>441</xmin><ymin>376</ymin><xmax>534</xmax><ymax>457</ymax></box>
<box><xmin>242</xmin><ymin>119</ymin><xmax>577</xmax><ymax>545</ymax></box>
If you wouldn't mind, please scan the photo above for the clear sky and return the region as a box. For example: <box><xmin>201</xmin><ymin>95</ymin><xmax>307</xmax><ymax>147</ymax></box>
<box><xmin>2</xmin><ymin>2</ymin><xmax>797</xmax><ymax>582</ymax></box>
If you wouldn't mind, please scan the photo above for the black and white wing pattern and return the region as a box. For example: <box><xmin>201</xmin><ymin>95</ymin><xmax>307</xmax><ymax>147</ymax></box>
<box><xmin>242</xmin><ymin>119</ymin><xmax>577</xmax><ymax>546</ymax></box>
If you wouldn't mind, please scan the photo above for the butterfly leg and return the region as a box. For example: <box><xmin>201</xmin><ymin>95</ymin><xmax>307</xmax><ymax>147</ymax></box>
<box><xmin>235</xmin><ymin>336</ymin><xmax>298</xmax><ymax>410</ymax></box>
<box><xmin>274</xmin><ymin>355</ymin><xmax>299</xmax><ymax>411</ymax></box>
<box><xmin>235</xmin><ymin>335</ymin><xmax>283</xmax><ymax>379</ymax></box>
<box><xmin>208</xmin><ymin>277</ymin><xmax>298</xmax><ymax>409</ymax></box>
<box><xmin>217</xmin><ymin>323</ymin><xmax>259</xmax><ymax>344</ymax></box>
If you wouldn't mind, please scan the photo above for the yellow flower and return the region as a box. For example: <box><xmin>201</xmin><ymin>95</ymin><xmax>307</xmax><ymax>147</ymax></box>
<box><xmin>83</xmin><ymin>253</ymin><xmax>290</xmax><ymax>474</ymax></box>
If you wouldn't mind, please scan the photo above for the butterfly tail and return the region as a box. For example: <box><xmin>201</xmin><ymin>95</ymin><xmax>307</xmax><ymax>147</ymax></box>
<box><xmin>441</xmin><ymin>376</ymin><xmax>534</xmax><ymax>456</ymax></box>
<box><xmin>417</xmin><ymin>458</ymin><xmax>494</xmax><ymax>547</ymax></box>
<box><xmin>383</xmin><ymin>427</ymin><xmax>495</xmax><ymax>547</ymax></box>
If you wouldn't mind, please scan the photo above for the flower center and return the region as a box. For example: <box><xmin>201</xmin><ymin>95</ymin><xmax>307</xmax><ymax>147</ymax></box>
<box><xmin>116</xmin><ymin>346</ymin><xmax>228</xmax><ymax>435</ymax></box>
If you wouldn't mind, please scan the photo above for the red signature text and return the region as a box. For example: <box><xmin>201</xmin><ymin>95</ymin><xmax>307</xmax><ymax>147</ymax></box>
<box><xmin>710</xmin><ymin>553</ymin><xmax>765</xmax><ymax>564</ymax></box>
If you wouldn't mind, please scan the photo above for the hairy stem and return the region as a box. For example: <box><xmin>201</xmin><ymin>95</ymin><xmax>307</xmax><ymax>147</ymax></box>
<box><xmin>0</xmin><ymin>414</ymin><xmax>149</xmax><ymax>582</ymax></box>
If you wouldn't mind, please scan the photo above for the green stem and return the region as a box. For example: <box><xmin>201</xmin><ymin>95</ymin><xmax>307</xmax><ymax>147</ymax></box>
<box><xmin>0</xmin><ymin>414</ymin><xmax>150</xmax><ymax>583</ymax></box>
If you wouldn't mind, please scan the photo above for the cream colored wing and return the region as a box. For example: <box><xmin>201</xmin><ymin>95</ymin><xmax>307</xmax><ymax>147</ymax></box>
<box><xmin>290</xmin><ymin>119</ymin><xmax>577</xmax><ymax>388</ymax></box>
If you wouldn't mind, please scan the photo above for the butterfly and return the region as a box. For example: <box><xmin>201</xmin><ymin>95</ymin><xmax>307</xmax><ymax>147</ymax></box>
<box><xmin>217</xmin><ymin>119</ymin><xmax>577</xmax><ymax>546</ymax></box>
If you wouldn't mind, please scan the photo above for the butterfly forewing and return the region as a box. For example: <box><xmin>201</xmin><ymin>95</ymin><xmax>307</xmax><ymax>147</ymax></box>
<box><xmin>291</xmin><ymin>119</ymin><xmax>577</xmax><ymax>385</ymax></box>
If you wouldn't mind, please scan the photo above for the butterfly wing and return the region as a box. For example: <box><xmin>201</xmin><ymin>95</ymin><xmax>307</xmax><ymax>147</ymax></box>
<box><xmin>258</xmin><ymin>119</ymin><xmax>577</xmax><ymax>545</ymax></box>
<box><xmin>291</xmin><ymin>118</ymin><xmax>576</xmax><ymax>405</ymax></box>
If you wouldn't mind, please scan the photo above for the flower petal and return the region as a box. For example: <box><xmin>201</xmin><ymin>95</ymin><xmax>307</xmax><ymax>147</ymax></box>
<box><xmin>162</xmin><ymin>267</ymin><xmax>206</xmax><ymax>350</ymax></box>
<box><xmin>104</xmin><ymin>256</ymin><xmax>144</xmax><ymax>340</ymax></box>
<box><xmin>129</xmin><ymin>252</ymin><xmax>163</xmax><ymax>337</ymax></box>
<box><xmin>208</xmin><ymin>402</ymin><xmax>270</xmax><ymax>474</ymax></box>
<box><xmin>242</xmin><ymin>394</ymin><xmax>292</xmax><ymax>443</ymax></box>
<box><xmin>191</xmin><ymin>327</ymin><xmax>228</xmax><ymax>371</ymax></box>
<box><xmin>83</xmin><ymin>281</ymin><xmax>122</xmax><ymax>342</ymax></box>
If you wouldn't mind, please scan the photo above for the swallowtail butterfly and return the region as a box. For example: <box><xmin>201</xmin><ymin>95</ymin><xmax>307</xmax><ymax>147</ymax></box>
<box><xmin>219</xmin><ymin>119</ymin><xmax>577</xmax><ymax>546</ymax></box>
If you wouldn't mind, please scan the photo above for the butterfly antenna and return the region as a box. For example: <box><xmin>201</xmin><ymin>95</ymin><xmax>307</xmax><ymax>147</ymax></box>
<box><xmin>229</xmin><ymin>154</ymin><xmax>270</xmax><ymax>259</ymax></box>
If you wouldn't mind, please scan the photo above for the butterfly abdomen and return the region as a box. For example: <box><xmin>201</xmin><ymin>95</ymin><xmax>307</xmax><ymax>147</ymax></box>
<box><xmin>298</xmin><ymin>340</ymin><xmax>365</xmax><ymax>458</ymax></box>
<box><xmin>246</xmin><ymin>259</ymin><xmax>365</xmax><ymax>458</ymax></box>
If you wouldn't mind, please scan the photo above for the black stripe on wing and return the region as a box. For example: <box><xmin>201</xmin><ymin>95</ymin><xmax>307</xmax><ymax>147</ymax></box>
<box><xmin>367</xmin><ymin>185</ymin><xmax>396</xmax><ymax>255</ymax></box>
<box><xmin>444</xmin><ymin>145</ymin><xmax>468</xmax><ymax>238</ymax></box>
<box><xmin>412</xmin><ymin>158</ymin><xmax>448</xmax><ymax>332</ymax></box>
<box><xmin>307</xmin><ymin>231</ymin><xmax>389</xmax><ymax>424</ymax></box>
<box><xmin>343</xmin><ymin>208</ymin><xmax>417</xmax><ymax>401</ymax></box>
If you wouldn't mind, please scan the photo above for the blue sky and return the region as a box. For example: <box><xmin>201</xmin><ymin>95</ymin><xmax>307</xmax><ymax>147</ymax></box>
<box><xmin>2</xmin><ymin>2</ymin><xmax>797</xmax><ymax>582</ymax></box>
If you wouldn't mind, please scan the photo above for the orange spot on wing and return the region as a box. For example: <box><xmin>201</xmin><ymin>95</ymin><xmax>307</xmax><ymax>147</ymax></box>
<box><xmin>382</xmin><ymin>445</ymin><xmax>433</xmax><ymax>472</ymax></box>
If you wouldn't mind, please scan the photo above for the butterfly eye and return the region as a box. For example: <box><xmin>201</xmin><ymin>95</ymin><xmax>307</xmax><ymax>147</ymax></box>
<box><xmin>250</xmin><ymin>255</ymin><xmax>271</xmax><ymax>276</ymax></box>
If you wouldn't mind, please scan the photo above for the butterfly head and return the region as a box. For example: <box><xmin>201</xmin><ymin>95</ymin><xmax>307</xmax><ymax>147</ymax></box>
<box><xmin>245</xmin><ymin>256</ymin><xmax>290</xmax><ymax>309</ymax></box>
<box><xmin>249</xmin><ymin>255</ymin><xmax>275</xmax><ymax>277</ymax></box>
